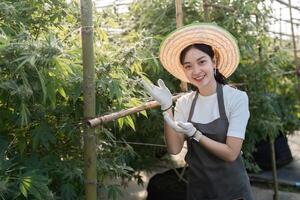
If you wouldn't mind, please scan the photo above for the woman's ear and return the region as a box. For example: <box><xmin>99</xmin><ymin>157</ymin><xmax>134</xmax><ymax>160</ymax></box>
<box><xmin>212</xmin><ymin>59</ymin><xmax>217</xmax><ymax>68</ymax></box>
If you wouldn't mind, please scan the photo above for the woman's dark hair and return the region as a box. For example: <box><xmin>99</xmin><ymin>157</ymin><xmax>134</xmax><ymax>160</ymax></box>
<box><xmin>179</xmin><ymin>43</ymin><xmax>227</xmax><ymax>85</ymax></box>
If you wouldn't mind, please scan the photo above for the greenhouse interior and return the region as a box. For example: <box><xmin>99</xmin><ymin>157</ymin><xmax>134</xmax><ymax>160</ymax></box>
<box><xmin>0</xmin><ymin>0</ymin><xmax>300</xmax><ymax>200</ymax></box>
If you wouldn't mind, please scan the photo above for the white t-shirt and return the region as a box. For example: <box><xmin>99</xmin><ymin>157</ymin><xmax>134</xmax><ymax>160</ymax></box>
<box><xmin>174</xmin><ymin>85</ymin><xmax>250</xmax><ymax>139</ymax></box>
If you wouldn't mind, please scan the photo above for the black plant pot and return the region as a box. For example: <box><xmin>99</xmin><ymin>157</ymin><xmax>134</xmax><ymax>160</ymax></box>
<box><xmin>253</xmin><ymin>133</ymin><xmax>293</xmax><ymax>170</ymax></box>
<box><xmin>147</xmin><ymin>168</ymin><xmax>187</xmax><ymax>200</ymax></box>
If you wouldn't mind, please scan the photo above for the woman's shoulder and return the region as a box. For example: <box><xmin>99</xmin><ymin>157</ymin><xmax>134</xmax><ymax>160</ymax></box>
<box><xmin>223</xmin><ymin>84</ymin><xmax>247</xmax><ymax>96</ymax></box>
<box><xmin>223</xmin><ymin>84</ymin><xmax>248</xmax><ymax>104</ymax></box>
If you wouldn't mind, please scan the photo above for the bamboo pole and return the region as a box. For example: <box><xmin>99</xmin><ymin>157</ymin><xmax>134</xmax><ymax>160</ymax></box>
<box><xmin>88</xmin><ymin>94</ymin><xmax>184</xmax><ymax>127</ymax></box>
<box><xmin>175</xmin><ymin>0</ymin><xmax>183</xmax><ymax>28</ymax></box>
<box><xmin>175</xmin><ymin>0</ymin><xmax>188</xmax><ymax>92</ymax></box>
<box><xmin>80</xmin><ymin>0</ymin><xmax>97</xmax><ymax>199</ymax></box>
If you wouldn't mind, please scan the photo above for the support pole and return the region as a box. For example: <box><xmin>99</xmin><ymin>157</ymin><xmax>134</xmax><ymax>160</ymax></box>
<box><xmin>279</xmin><ymin>8</ymin><xmax>282</xmax><ymax>46</ymax></box>
<box><xmin>80</xmin><ymin>0</ymin><xmax>97</xmax><ymax>199</ymax></box>
<box><xmin>270</xmin><ymin>139</ymin><xmax>279</xmax><ymax>200</ymax></box>
<box><xmin>287</xmin><ymin>0</ymin><xmax>300</xmax><ymax>96</ymax></box>
<box><xmin>175</xmin><ymin>0</ymin><xmax>183</xmax><ymax>28</ymax></box>
<box><xmin>175</xmin><ymin>0</ymin><xmax>188</xmax><ymax>92</ymax></box>
<box><xmin>203</xmin><ymin>0</ymin><xmax>210</xmax><ymax>22</ymax></box>
<box><xmin>288</xmin><ymin>0</ymin><xmax>298</xmax><ymax>61</ymax></box>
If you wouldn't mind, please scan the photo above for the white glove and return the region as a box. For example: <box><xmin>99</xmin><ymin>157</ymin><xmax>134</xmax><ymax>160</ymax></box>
<box><xmin>142</xmin><ymin>79</ymin><xmax>173</xmax><ymax>111</ymax></box>
<box><xmin>163</xmin><ymin>112</ymin><xmax>203</xmax><ymax>142</ymax></box>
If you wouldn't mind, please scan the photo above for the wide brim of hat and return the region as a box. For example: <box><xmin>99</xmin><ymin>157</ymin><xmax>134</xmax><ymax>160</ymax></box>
<box><xmin>159</xmin><ymin>23</ymin><xmax>240</xmax><ymax>82</ymax></box>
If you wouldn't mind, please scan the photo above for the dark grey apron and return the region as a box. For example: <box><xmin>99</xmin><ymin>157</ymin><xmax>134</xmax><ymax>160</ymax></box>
<box><xmin>185</xmin><ymin>83</ymin><xmax>253</xmax><ymax>200</ymax></box>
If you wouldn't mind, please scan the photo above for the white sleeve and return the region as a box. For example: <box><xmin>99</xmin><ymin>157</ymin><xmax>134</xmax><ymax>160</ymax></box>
<box><xmin>227</xmin><ymin>91</ymin><xmax>250</xmax><ymax>140</ymax></box>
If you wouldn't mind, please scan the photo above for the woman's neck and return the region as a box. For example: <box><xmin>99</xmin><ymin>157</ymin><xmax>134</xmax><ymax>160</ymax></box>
<box><xmin>197</xmin><ymin>80</ymin><xmax>217</xmax><ymax>96</ymax></box>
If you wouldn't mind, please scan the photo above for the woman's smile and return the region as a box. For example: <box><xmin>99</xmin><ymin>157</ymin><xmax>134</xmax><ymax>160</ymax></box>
<box><xmin>193</xmin><ymin>73</ymin><xmax>206</xmax><ymax>82</ymax></box>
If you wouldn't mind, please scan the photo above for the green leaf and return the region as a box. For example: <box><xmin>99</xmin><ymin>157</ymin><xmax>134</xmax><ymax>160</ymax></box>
<box><xmin>29</xmin><ymin>55</ymin><xmax>36</xmax><ymax>67</ymax></box>
<box><xmin>98</xmin><ymin>28</ymin><xmax>108</xmax><ymax>42</ymax></box>
<box><xmin>19</xmin><ymin>177</ymin><xmax>29</xmax><ymax>198</ymax></box>
<box><xmin>107</xmin><ymin>185</ymin><xmax>122</xmax><ymax>200</ymax></box>
<box><xmin>14</xmin><ymin>55</ymin><xmax>30</xmax><ymax>71</ymax></box>
<box><xmin>46</xmin><ymin>82</ymin><xmax>56</xmax><ymax>109</ymax></box>
<box><xmin>0</xmin><ymin>33</ymin><xmax>9</xmax><ymax>50</ymax></box>
<box><xmin>20</xmin><ymin>102</ymin><xmax>30</xmax><ymax>126</ymax></box>
<box><xmin>117</xmin><ymin>118</ymin><xmax>124</xmax><ymax>130</ymax></box>
<box><xmin>18</xmin><ymin>171</ymin><xmax>51</xmax><ymax>200</ymax></box>
<box><xmin>125</xmin><ymin>116</ymin><xmax>135</xmax><ymax>131</ymax></box>
<box><xmin>0</xmin><ymin>80</ymin><xmax>18</xmax><ymax>91</ymax></box>
<box><xmin>32</xmin><ymin>123</ymin><xmax>56</xmax><ymax>150</ymax></box>
<box><xmin>61</xmin><ymin>183</ymin><xmax>76</xmax><ymax>200</ymax></box>
<box><xmin>108</xmin><ymin>80</ymin><xmax>122</xmax><ymax>99</ymax></box>
<box><xmin>33</xmin><ymin>65</ymin><xmax>47</xmax><ymax>103</ymax></box>
<box><xmin>58</xmin><ymin>87</ymin><xmax>68</xmax><ymax>100</ymax></box>
<box><xmin>139</xmin><ymin>110</ymin><xmax>147</xmax><ymax>117</ymax></box>
<box><xmin>53</xmin><ymin>57</ymin><xmax>74</xmax><ymax>77</ymax></box>
<box><xmin>131</xmin><ymin>61</ymin><xmax>142</xmax><ymax>74</ymax></box>
<box><xmin>70</xmin><ymin>82</ymin><xmax>82</xmax><ymax>104</ymax></box>
<box><xmin>17</xmin><ymin>135</ymin><xmax>27</xmax><ymax>156</ymax></box>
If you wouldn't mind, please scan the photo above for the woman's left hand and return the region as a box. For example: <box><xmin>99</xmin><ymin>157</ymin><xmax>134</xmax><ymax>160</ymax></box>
<box><xmin>163</xmin><ymin>112</ymin><xmax>196</xmax><ymax>137</ymax></box>
<box><xmin>141</xmin><ymin>79</ymin><xmax>173</xmax><ymax>111</ymax></box>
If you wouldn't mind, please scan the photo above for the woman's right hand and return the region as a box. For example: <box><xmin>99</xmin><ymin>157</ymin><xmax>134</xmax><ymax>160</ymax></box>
<box><xmin>141</xmin><ymin>79</ymin><xmax>173</xmax><ymax>111</ymax></box>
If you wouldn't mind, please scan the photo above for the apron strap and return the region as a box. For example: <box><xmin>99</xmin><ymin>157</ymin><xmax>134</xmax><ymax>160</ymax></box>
<box><xmin>217</xmin><ymin>83</ymin><xmax>227</xmax><ymax>119</ymax></box>
<box><xmin>188</xmin><ymin>83</ymin><xmax>228</xmax><ymax>122</ymax></box>
<box><xmin>187</xmin><ymin>92</ymin><xmax>198</xmax><ymax>122</ymax></box>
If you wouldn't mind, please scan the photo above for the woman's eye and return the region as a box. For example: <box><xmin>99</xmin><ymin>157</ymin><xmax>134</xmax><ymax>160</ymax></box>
<box><xmin>199</xmin><ymin>60</ymin><xmax>206</xmax><ymax>64</ymax></box>
<box><xmin>184</xmin><ymin>65</ymin><xmax>191</xmax><ymax>69</ymax></box>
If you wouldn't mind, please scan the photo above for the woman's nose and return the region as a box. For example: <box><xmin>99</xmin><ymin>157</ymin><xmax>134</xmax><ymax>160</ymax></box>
<box><xmin>192</xmin><ymin>65</ymin><xmax>202</xmax><ymax>75</ymax></box>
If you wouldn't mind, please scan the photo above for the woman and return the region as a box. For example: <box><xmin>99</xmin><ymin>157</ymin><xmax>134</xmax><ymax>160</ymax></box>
<box><xmin>142</xmin><ymin>23</ymin><xmax>253</xmax><ymax>200</ymax></box>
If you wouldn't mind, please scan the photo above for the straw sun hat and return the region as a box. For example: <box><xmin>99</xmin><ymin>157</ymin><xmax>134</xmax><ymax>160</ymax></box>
<box><xmin>159</xmin><ymin>23</ymin><xmax>240</xmax><ymax>82</ymax></box>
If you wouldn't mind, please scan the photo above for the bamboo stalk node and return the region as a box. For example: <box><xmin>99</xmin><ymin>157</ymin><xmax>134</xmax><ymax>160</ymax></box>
<box><xmin>81</xmin><ymin>26</ymin><xmax>94</xmax><ymax>33</ymax></box>
<box><xmin>85</xmin><ymin>179</ymin><xmax>98</xmax><ymax>185</ymax></box>
<box><xmin>81</xmin><ymin>25</ymin><xmax>94</xmax><ymax>29</ymax></box>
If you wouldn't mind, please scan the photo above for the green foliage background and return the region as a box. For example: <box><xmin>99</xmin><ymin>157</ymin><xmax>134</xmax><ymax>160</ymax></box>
<box><xmin>0</xmin><ymin>0</ymin><xmax>299</xmax><ymax>199</ymax></box>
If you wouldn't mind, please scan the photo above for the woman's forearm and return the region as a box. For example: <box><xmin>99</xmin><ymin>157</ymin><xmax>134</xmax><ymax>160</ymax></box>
<box><xmin>199</xmin><ymin>135</ymin><xmax>243</xmax><ymax>162</ymax></box>
<box><xmin>163</xmin><ymin>109</ymin><xmax>185</xmax><ymax>154</ymax></box>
